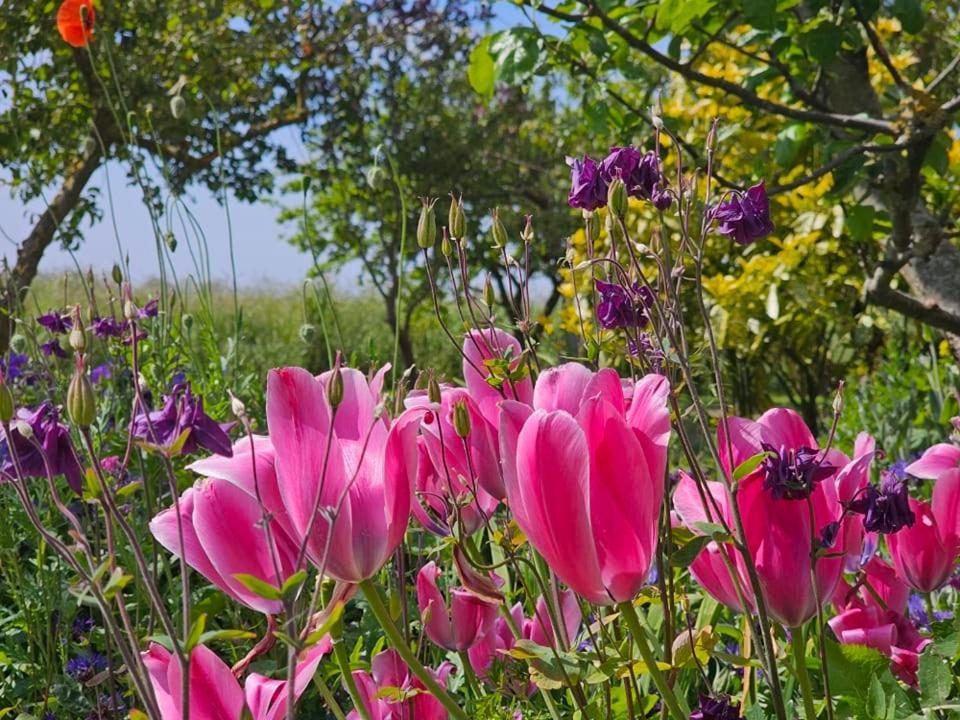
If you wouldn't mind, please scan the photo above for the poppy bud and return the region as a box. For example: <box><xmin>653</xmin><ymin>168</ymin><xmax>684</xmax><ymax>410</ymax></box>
<box><xmin>299</xmin><ymin>323</ymin><xmax>317</xmax><ymax>344</ymax></box>
<box><xmin>164</xmin><ymin>232</ymin><xmax>177</xmax><ymax>252</ymax></box>
<box><xmin>111</xmin><ymin>264</ymin><xmax>123</xmax><ymax>285</ymax></box>
<box><xmin>181</xmin><ymin>313</ymin><xmax>193</xmax><ymax>331</ymax></box>
<box><xmin>453</xmin><ymin>400</ymin><xmax>471</xmax><ymax>439</ymax></box>
<box><xmin>327</xmin><ymin>365</ymin><xmax>344</xmax><ymax>409</ymax></box>
<box><xmin>441</xmin><ymin>228</ymin><xmax>453</xmax><ymax>257</ymax></box>
<box><xmin>417</xmin><ymin>198</ymin><xmax>437</xmax><ymax>250</ymax></box>
<box><xmin>521</xmin><ymin>215</ymin><xmax>534</xmax><ymax>245</ymax></box>
<box><xmin>490</xmin><ymin>208</ymin><xmax>508</xmax><ymax>249</ymax></box>
<box><xmin>170</xmin><ymin>95</ymin><xmax>186</xmax><ymax>119</ymax></box>
<box><xmin>607</xmin><ymin>176</ymin><xmax>627</xmax><ymax>218</ymax></box>
<box><xmin>482</xmin><ymin>274</ymin><xmax>495</xmax><ymax>309</ymax></box>
<box><xmin>0</xmin><ymin>377</ymin><xmax>14</xmax><ymax>423</ymax></box>
<box><xmin>366</xmin><ymin>165</ymin><xmax>386</xmax><ymax>190</ymax></box>
<box><xmin>448</xmin><ymin>194</ymin><xmax>466</xmax><ymax>241</ymax></box>
<box><xmin>428</xmin><ymin>374</ymin><xmax>442</xmax><ymax>404</ymax></box>
<box><xmin>67</xmin><ymin>361</ymin><xmax>96</xmax><ymax>428</ymax></box>
<box><xmin>9</xmin><ymin>334</ymin><xmax>26</xmax><ymax>354</ymax></box>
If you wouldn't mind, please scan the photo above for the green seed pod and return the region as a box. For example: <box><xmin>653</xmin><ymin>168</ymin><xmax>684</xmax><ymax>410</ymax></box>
<box><xmin>521</xmin><ymin>215</ymin><xmax>534</xmax><ymax>245</ymax></box>
<box><xmin>448</xmin><ymin>194</ymin><xmax>466</xmax><ymax>241</ymax></box>
<box><xmin>441</xmin><ymin>228</ymin><xmax>453</xmax><ymax>257</ymax></box>
<box><xmin>490</xmin><ymin>208</ymin><xmax>508</xmax><ymax>249</ymax></box>
<box><xmin>417</xmin><ymin>198</ymin><xmax>437</xmax><ymax>250</ymax></box>
<box><xmin>607</xmin><ymin>176</ymin><xmax>627</xmax><ymax>218</ymax></box>
<box><xmin>366</xmin><ymin>165</ymin><xmax>386</xmax><ymax>190</ymax></box>
<box><xmin>9</xmin><ymin>334</ymin><xmax>27</xmax><ymax>354</ymax></box>
<box><xmin>483</xmin><ymin>274</ymin><xmax>495</xmax><ymax>309</ymax></box>
<box><xmin>453</xmin><ymin>400</ymin><xmax>471</xmax><ymax>439</ymax></box>
<box><xmin>67</xmin><ymin>365</ymin><xmax>96</xmax><ymax>428</ymax></box>
<box><xmin>327</xmin><ymin>364</ymin><xmax>344</xmax><ymax>408</ymax></box>
<box><xmin>584</xmin><ymin>210</ymin><xmax>601</xmax><ymax>241</ymax></box>
<box><xmin>111</xmin><ymin>264</ymin><xmax>124</xmax><ymax>285</ymax></box>
<box><xmin>428</xmin><ymin>374</ymin><xmax>442</xmax><ymax>404</ymax></box>
<box><xmin>299</xmin><ymin>323</ymin><xmax>317</xmax><ymax>344</ymax></box>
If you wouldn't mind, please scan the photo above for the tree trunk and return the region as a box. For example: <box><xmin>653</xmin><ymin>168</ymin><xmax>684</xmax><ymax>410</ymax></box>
<box><xmin>1</xmin><ymin>136</ymin><xmax>104</xmax><ymax>353</ymax></box>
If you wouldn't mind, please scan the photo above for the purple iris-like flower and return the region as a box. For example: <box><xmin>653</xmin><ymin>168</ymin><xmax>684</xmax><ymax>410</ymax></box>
<box><xmin>1</xmin><ymin>353</ymin><xmax>28</xmax><ymax>380</ymax></box>
<box><xmin>2</xmin><ymin>402</ymin><xmax>84</xmax><ymax>493</ymax></box>
<box><xmin>711</xmin><ymin>181</ymin><xmax>774</xmax><ymax>245</ymax></box>
<box><xmin>66</xmin><ymin>650</ymin><xmax>107</xmax><ymax>682</ymax></box>
<box><xmin>91</xmin><ymin>317</ymin><xmax>123</xmax><ymax>338</ymax></box>
<box><xmin>91</xmin><ymin>362</ymin><xmax>112</xmax><ymax>385</ymax></box>
<box><xmin>130</xmin><ymin>382</ymin><xmax>233</xmax><ymax>457</ymax></box>
<box><xmin>761</xmin><ymin>443</ymin><xmax>835</xmax><ymax>500</ymax></box>
<box><xmin>37</xmin><ymin>311</ymin><xmax>72</xmax><ymax>334</ymax></box>
<box><xmin>690</xmin><ymin>694</ymin><xmax>741</xmax><ymax>720</ymax></box>
<box><xmin>595</xmin><ymin>280</ymin><xmax>652</xmax><ymax>330</ymax></box>
<box><xmin>847</xmin><ymin>473</ymin><xmax>915</xmax><ymax>534</ymax></box>
<box><xmin>566</xmin><ymin>155</ymin><xmax>608</xmax><ymax>211</ymax></box>
<box><xmin>139</xmin><ymin>298</ymin><xmax>159</xmax><ymax>318</ymax></box>
<box><xmin>40</xmin><ymin>340</ymin><xmax>68</xmax><ymax>359</ymax></box>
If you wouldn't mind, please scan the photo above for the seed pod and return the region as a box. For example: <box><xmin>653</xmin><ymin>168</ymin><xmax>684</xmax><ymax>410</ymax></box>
<box><xmin>607</xmin><ymin>176</ymin><xmax>627</xmax><ymax>218</ymax></box>
<box><xmin>67</xmin><ymin>363</ymin><xmax>96</xmax><ymax>428</ymax></box>
<box><xmin>170</xmin><ymin>95</ymin><xmax>186</xmax><ymax>119</ymax></box>
<box><xmin>111</xmin><ymin>264</ymin><xmax>124</xmax><ymax>285</ymax></box>
<box><xmin>441</xmin><ymin>227</ymin><xmax>453</xmax><ymax>257</ymax></box>
<box><xmin>68</xmin><ymin>307</ymin><xmax>86</xmax><ymax>353</ymax></box>
<box><xmin>299</xmin><ymin>323</ymin><xmax>317</xmax><ymax>344</ymax></box>
<box><xmin>521</xmin><ymin>215</ymin><xmax>534</xmax><ymax>244</ymax></box>
<box><xmin>417</xmin><ymin>198</ymin><xmax>437</xmax><ymax>250</ymax></box>
<box><xmin>165</xmin><ymin>232</ymin><xmax>177</xmax><ymax>252</ymax></box>
<box><xmin>428</xmin><ymin>374</ymin><xmax>442</xmax><ymax>404</ymax></box>
<box><xmin>490</xmin><ymin>208</ymin><xmax>508</xmax><ymax>249</ymax></box>
<box><xmin>327</xmin><ymin>364</ymin><xmax>344</xmax><ymax>408</ymax></box>
<box><xmin>448</xmin><ymin>194</ymin><xmax>466</xmax><ymax>241</ymax></box>
<box><xmin>483</xmin><ymin>274</ymin><xmax>495</xmax><ymax>309</ymax></box>
<box><xmin>453</xmin><ymin>400</ymin><xmax>471</xmax><ymax>439</ymax></box>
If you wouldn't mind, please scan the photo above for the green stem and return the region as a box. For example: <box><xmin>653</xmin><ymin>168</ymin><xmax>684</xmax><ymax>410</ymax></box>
<box><xmin>333</xmin><ymin>640</ymin><xmax>371</xmax><ymax>720</ymax></box>
<box><xmin>925</xmin><ymin>592</ymin><xmax>937</xmax><ymax>625</ymax></box>
<box><xmin>360</xmin><ymin>578</ymin><xmax>468</xmax><ymax>720</ymax></box>
<box><xmin>313</xmin><ymin>675</ymin><xmax>348</xmax><ymax>720</ymax></box>
<box><xmin>458</xmin><ymin>650</ymin><xmax>483</xmax><ymax>699</ymax></box>
<box><xmin>792</xmin><ymin>625</ymin><xmax>817</xmax><ymax>720</ymax></box>
<box><xmin>618</xmin><ymin>601</ymin><xmax>689</xmax><ymax>720</ymax></box>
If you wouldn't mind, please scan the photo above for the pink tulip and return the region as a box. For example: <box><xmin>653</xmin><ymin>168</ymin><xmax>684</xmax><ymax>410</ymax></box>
<box><xmin>143</xmin><ymin>638</ymin><xmax>331</xmax><ymax>720</ymax></box>
<box><xmin>525</xmin><ymin>589</ymin><xmax>581</xmax><ymax>650</ymax></box>
<box><xmin>499</xmin><ymin>366</ymin><xmax>670</xmax><ymax>604</ymax></box>
<box><xmin>348</xmin><ymin>648</ymin><xmax>454</xmax><ymax>720</ymax></box>
<box><xmin>462</xmin><ymin>328</ymin><xmax>533</xmax><ymax>430</ymax></box>
<box><xmin>887</xmin><ymin>469</ymin><xmax>960</xmax><ymax>592</ymax></box>
<box><xmin>906</xmin><ymin>443</ymin><xmax>960</xmax><ymax>480</ymax></box>
<box><xmin>417</xmin><ymin>561</ymin><xmax>498</xmax><ymax>651</ymax></box>
<box><xmin>832</xmin><ymin>557</ymin><xmax>910</xmax><ymax>616</ymax></box>
<box><xmin>675</xmin><ymin>409</ymin><xmax>875</xmax><ymax>628</ymax></box>
<box><xmin>828</xmin><ymin>603</ymin><xmax>929</xmax><ymax>686</ymax></box>
<box><xmin>266</xmin><ymin>366</ymin><xmax>421</xmax><ymax>582</ymax></box>
<box><xmin>149</xmin><ymin>476</ymin><xmax>300</xmax><ymax>614</ymax></box>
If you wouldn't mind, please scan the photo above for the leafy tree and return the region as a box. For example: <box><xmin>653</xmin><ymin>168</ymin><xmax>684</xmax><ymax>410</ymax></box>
<box><xmin>0</xmin><ymin>0</ymin><xmax>473</xmax><ymax>349</ymax></box>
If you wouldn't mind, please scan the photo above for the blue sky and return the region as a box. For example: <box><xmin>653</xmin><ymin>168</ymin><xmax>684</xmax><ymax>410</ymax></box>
<box><xmin>0</xmin><ymin>2</ymin><xmax>560</xmax><ymax>288</ymax></box>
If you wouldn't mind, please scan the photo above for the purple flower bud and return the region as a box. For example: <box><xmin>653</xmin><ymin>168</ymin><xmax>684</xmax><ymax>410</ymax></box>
<box><xmin>566</xmin><ymin>155</ymin><xmax>608</xmax><ymax>211</ymax></box>
<box><xmin>761</xmin><ymin>443</ymin><xmax>835</xmax><ymax>500</ymax></box>
<box><xmin>37</xmin><ymin>312</ymin><xmax>72</xmax><ymax>334</ymax></box>
<box><xmin>711</xmin><ymin>181</ymin><xmax>774</xmax><ymax>245</ymax></box>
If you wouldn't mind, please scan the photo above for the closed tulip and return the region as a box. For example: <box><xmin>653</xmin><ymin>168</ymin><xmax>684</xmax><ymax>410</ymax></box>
<box><xmin>674</xmin><ymin>409</ymin><xmax>875</xmax><ymax>628</ymax></box>
<box><xmin>143</xmin><ymin>639</ymin><xmax>330</xmax><ymax>720</ymax></box>
<box><xmin>417</xmin><ymin>561</ymin><xmax>498</xmax><ymax>651</ymax></box>
<box><xmin>887</xmin><ymin>469</ymin><xmax>960</xmax><ymax>592</ymax></box>
<box><xmin>149</xmin><ymin>476</ymin><xmax>300</xmax><ymax>615</ymax></box>
<box><xmin>266</xmin><ymin>366</ymin><xmax>421</xmax><ymax>583</ymax></box>
<box><xmin>499</xmin><ymin>365</ymin><xmax>670</xmax><ymax>605</ymax></box>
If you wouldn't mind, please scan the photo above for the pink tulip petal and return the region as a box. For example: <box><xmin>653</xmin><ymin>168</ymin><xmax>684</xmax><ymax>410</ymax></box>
<box><xmin>888</xmin><ymin>498</ymin><xmax>955</xmax><ymax>592</ymax></box>
<box><xmin>906</xmin><ymin>443</ymin><xmax>960</xmax><ymax>480</ymax></box>
<box><xmin>533</xmin><ymin>363</ymin><xmax>593</xmax><ymax>414</ymax></box>
<box><xmin>757</xmin><ymin>408</ymin><xmax>817</xmax><ymax>451</ymax></box>
<box><xmin>463</xmin><ymin>329</ymin><xmax>532</xmax><ymax>425</ymax></box>
<box><xmin>932</xmin><ymin>468</ymin><xmax>960</xmax><ymax>547</ymax></box>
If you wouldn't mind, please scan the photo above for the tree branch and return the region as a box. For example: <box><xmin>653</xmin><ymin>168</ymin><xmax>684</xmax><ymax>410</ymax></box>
<box><xmin>853</xmin><ymin>2</ymin><xmax>910</xmax><ymax>92</ymax></box>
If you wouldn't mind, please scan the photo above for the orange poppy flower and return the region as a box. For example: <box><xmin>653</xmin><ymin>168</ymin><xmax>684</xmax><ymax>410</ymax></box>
<box><xmin>57</xmin><ymin>0</ymin><xmax>95</xmax><ymax>48</ymax></box>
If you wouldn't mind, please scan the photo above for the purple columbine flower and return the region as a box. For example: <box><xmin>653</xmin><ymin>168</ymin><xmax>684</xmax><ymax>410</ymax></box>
<box><xmin>2</xmin><ymin>402</ymin><xmax>84</xmax><ymax>493</ymax></box>
<box><xmin>1</xmin><ymin>353</ymin><xmax>28</xmax><ymax>380</ymax></box>
<box><xmin>690</xmin><ymin>694</ymin><xmax>741</xmax><ymax>720</ymax></box>
<box><xmin>130</xmin><ymin>382</ymin><xmax>233</xmax><ymax>457</ymax></box>
<box><xmin>761</xmin><ymin>443</ymin><xmax>835</xmax><ymax>500</ymax></box>
<box><xmin>139</xmin><ymin>298</ymin><xmax>159</xmax><ymax>318</ymax></box>
<box><xmin>40</xmin><ymin>340</ymin><xmax>68</xmax><ymax>359</ymax></box>
<box><xmin>711</xmin><ymin>181</ymin><xmax>774</xmax><ymax>245</ymax></box>
<box><xmin>71</xmin><ymin>615</ymin><xmax>95</xmax><ymax>640</ymax></box>
<box><xmin>595</xmin><ymin>280</ymin><xmax>652</xmax><ymax>330</ymax></box>
<box><xmin>601</xmin><ymin>146</ymin><xmax>672</xmax><ymax>208</ymax></box>
<box><xmin>66</xmin><ymin>650</ymin><xmax>107</xmax><ymax>682</ymax></box>
<box><xmin>91</xmin><ymin>317</ymin><xmax>123</xmax><ymax>338</ymax></box>
<box><xmin>566</xmin><ymin>155</ymin><xmax>608</xmax><ymax>211</ymax></box>
<box><xmin>847</xmin><ymin>473</ymin><xmax>915</xmax><ymax>534</ymax></box>
<box><xmin>37</xmin><ymin>311</ymin><xmax>72</xmax><ymax>334</ymax></box>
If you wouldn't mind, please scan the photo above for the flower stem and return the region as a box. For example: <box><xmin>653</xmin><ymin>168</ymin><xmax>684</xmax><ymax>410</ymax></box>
<box><xmin>792</xmin><ymin>625</ymin><xmax>817</xmax><ymax>720</ymax></box>
<box><xmin>359</xmin><ymin>578</ymin><xmax>469</xmax><ymax>720</ymax></box>
<box><xmin>618</xmin><ymin>601</ymin><xmax>689</xmax><ymax>720</ymax></box>
<box><xmin>333</xmin><ymin>639</ymin><xmax>370</xmax><ymax>720</ymax></box>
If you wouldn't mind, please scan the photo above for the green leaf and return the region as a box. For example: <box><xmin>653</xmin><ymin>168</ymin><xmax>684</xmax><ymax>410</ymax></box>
<box><xmin>305</xmin><ymin>602</ymin><xmax>345</xmax><ymax>646</ymax></box>
<box><xmin>734</xmin><ymin>451</ymin><xmax>769</xmax><ymax>481</ymax></box>
<box><xmin>655</xmin><ymin>0</ymin><xmax>717</xmax><ymax>35</ymax></box>
<box><xmin>280</xmin><ymin>570</ymin><xmax>308</xmax><ymax>599</ymax></box>
<box><xmin>489</xmin><ymin>29</ymin><xmax>542</xmax><ymax>85</ymax></box>
<box><xmin>802</xmin><ymin>23</ymin><xmax>842</xmax><ymax>64</ymax></box>
<box><xmin>468</xmin><ymin>37</ymin><xmax>495</xmax><ymax>99</ymax></box>
<box><xmin>198</xmin><ymin>629</ymin><xmax>257</xmax><ymax>645</ymax></box>
<box><xmin>185</xmin><ymin>613</ymin><xmax>207</xmax><ymax>651</ymax></box>
<box><xmin>866</xmin><ymin>674</ymin><xmax>886</xmax><ymax>720</ymax></box>
<box><xmin>670</xmin><ymin>534</ymin><xmax>711</xmax><ymax>569</ymax></box>
<box><xmin>825</xmin><ymin>639</ymin><xmax>890</xmax><ymax>702</ymax></box>
<box><xmin>233</xmin><ymin>573</ymin><xmax>283</xmax><ymax>601</ymax></box>
<box><xmin>918</xmin><ymin>649</ymin><xmax>952</xmax><ymax>708</ymax></box>
<box><xmin>693</xmin><ymin>521</ymin><xmax>731</xmax><ymax>542</ymax></box>
<box><xmin>847</xmin><ymin>205</ymin><xmax>876</xmax><ymax>242</ymax></box>
<box><xmin>892</xmin><ymin>0</ymin><xmax>924</xmax><ymax>33</ymax></box>
<box><xmin>740</xmin><ymin>0</ymin><xmax>777</xmax><ymax>30</ymax></box>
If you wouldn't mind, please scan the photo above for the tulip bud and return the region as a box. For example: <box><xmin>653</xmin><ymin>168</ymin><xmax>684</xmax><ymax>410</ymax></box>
<box><xmin>299</xmin><ymin>323</ymin><xmax>317</xmax><ymax>344</ymax></box>
<box><xmin>490</xmin><ymin>208</ymin><xmax>508</xmax><ymax>249</ymax></box>
<box><xmin>452</xmin><ymin>400</ymin><xmax>471</xmax><ymax>439</ymax></box>
<box><xmin>607</xmin><ymin>176</ymin><xmax>627</xmax><ymax>218</ymax></box>
<box><xmin>521</xmin><ymin>215</ymin><xmax>534</xmax><ymax>245</ymax></box>
<box><xmin>327</xmin><ymin>365</ymin><xmax>344</xmax><ymax>409</ymax></box>
<box><xmin>428</xmin><ymin>374</ymin><xmax>442</xmax><ymax>404</ymax></box>
<box><xmin>67</xmin><ymin>361</ymin><xmax>96</xmax><ymax>428</ymax></box>
<box><xmin>448</xmin><ymin>194</ymin><xmax>466</xmax><ymax>241</ymax></box>
<box><xmin>111</xmin><ymin>264</ymin><xmax>123</xmax><ymax>285</ymax></box>
<box><xmin>417</xmin><ymin>198</ymin><xmax>437</xmax><ymax>250</ymax></box>
<box><xmin>0</xmin><ymin>377</ymin><xmax>14</xmax><ymax>423</ymax></box>
<box><xmin>170</xmin><ymin>95</ymin><xmax>186</xmax><ymax>119</ymax></box>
